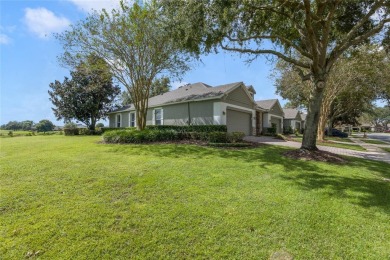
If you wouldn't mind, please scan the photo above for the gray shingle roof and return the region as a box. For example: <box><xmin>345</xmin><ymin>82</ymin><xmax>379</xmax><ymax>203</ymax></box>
<box><xmin>110</xmin><ymin>82</ymin><xmax>242</xmax><ymax>113</ymax></box>
<box><xmin>110</xmin><ymin>105</ymin><xmax>131</xmax><ymax>113</ymax></box>
<box><xmin>255</xmin><ymin>99</ymin><xmax>278</xmax><ymax>110</ymax></box>
<box><xmin>283</xmin><ymin>108</ymin><xmax>302</xmax><ymax>120</ymax></box>
<box><xmin>283</xmin><ymin>108</ymin><xmax>301</xmax><ymax>119</ymax></box>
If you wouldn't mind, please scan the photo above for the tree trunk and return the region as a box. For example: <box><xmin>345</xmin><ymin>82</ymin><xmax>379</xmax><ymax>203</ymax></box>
<box><xmin>317</xmin><ymin>97</ymin><xmax>331</xmax><ymax>141</ymax></box>
<box><xmin>89</xmin><ymin>117</ymin><xmax>96</xmax><ymax>131</ymax></box>
<box><xmin>301</xmin><ymin>82</ymin><xmax>325</xmax><ymax>151</ymax></box>
<box><xmin>317</xmin><ymin>113</ymin><xmax>326</xmax><ymax>142</ymax></box>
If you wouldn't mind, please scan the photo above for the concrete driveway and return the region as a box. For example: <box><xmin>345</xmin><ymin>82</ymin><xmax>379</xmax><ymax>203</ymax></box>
<box><xmin>244</xmin><ymin>136</ymin><xmax>390</xmax><ymax>164</ymax></box>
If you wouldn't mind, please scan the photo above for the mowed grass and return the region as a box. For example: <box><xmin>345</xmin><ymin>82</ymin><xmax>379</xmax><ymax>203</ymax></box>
<box><xmin>382</xmin><ymin>147</ymin><xmax>390</xmax><ymax>153</ymax></box>
<box><xmin>361</xmin><ymin>139</ymin><xmax>390</xmax><ymax>145</ymax></box>
<box><xmin>1</xmin><ymin>136</ymin><xmax>389</xmax><ymax>259</ymax></box>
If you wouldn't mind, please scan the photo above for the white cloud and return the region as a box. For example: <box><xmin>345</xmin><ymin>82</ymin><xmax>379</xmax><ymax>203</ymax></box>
<box><xmin>0</xmin><ymin>33</ymin><xmax>11</xmax><ymax>44</ymax></box>
<box><xmin>24</xmin><ymin>8</ymin><xmax>71</xmax><ymax>39</ymax></box>
<box><xmin>68</xmin><ymin>0</ymin><xmax>124</xmax><ymax>13</ymax></box>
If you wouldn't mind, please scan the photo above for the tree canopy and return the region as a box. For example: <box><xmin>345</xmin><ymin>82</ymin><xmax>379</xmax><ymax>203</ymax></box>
<box><xmin>161</xmin><ymin>0</ymin><xmax>390</xmax><ymax>150</ymax></box>
<box><xmin>57</xmin><ymin>1</ymin><xmax>192</xmax><ymax>130</ymax></box>
<box><xmin>35</xmin><ymin>120</ymin><xmax>55</xmax><ymax>132</ymax></box>
<box><xmin>120</xmin><ymin>77</ymin><xmax>171</xmax><ymax>106</ymax></box>
<box><xmin>49</xmin><ymin>54</ymin><xmax>120</xmax><ymax>130</ymax></box>
<box><xmin>274</xmin><ymin>45</ymin><xmax>389</xmax><ymax>140</ymax></box>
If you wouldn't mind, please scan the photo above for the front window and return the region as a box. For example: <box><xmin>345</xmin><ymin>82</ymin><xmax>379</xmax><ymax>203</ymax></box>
<box><xmin>130</xmin><ymin>112</ymin><xmax>136</xmax><ymax>127</ymax></box>
<box><xmin>116</xmin><ymin>114</ymin><xmax>121</xmax><ymax>127</ymax></box>
<box><xmin>155</xmin><ymin>109</ymin><xmax>163</xmax><ymax>125</ymax></box>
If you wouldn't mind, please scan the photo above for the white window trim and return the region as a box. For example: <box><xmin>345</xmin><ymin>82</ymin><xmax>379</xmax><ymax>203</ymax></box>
<box><xmin>153</xmin><ymin>108</ymin><xmax>164</xmax><ymax>125</ymax></box>
<box><xmin>129</xmin><ymin>112</ymin><xmax>136</xmax><ymax>127</ymax></box>
<box><xmin>116</xmin><ymin>113</ymin><xmax>122</xmax><ymax>128</ymax></box>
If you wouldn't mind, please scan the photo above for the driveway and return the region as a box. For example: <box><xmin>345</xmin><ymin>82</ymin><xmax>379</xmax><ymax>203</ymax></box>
<box><xmin>244</xmin><ymin>136</ymin><xmax>390</xmax><ymax>164</ymax></box>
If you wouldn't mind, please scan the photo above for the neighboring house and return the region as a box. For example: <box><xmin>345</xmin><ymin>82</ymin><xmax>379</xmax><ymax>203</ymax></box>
<box><xmin>256</xmin><ymin>99</ymin><xmax>284</xmax><ymax>134</ymax></box>
<box><xmin>283</xmin><ymin>109</ymin><xmax>303</xmax><ymax>133</ymax></box>
<box><xmin>301</xmin><ymin>113</ymin><xmax>307</xmax><ymax>130</ymax></box>
<box><xmin>108</xmin><ymin>82</ymin><xmax>267</xmax><ymax>136</ymax></box>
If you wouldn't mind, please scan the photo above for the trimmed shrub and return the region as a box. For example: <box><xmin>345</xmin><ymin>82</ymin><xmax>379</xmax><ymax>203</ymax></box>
<box><xmin>266</xmin><ymin>123</ymin><xmax>277</xmax><ymax>136</ymax></box>
<box><xmin>103</xmin><ymin>128</ymin><xmax>231</xmax><ymax>144</ymax></box>
<box><xmin>8</xmin><ymin>131</ymin><xmax>13</xmax><ymax>137</ymax></box>
<box><xmin>100</xmin><ymin>127</ymin><xmax>133</xmax><ymax>133</ymax></box>
<box><xmin>208</xmin><ymin>132</ymin><xmax>228</xmax><ymax>143</ymax></box>
<box><xmin>228</xmin><ymin>132</ymin><xmax>245</xmax><ymax>143</ymax></box>
<box><xmin>103</xmin><ymin>129</ymin><xmax>182</xmax><ymax>143</ymax></box>
<box><xmin>145</xmin><ymin>125</ymin><xmax>227</xmax><ymax>133</ymax></box>
<box><xmin>283</xmin><ymin>126</ymin><xmax>293</xmax><ymax>135</ymax></box>
<box><xmin>79</xmin><ymin>128</ymin><xmax>103</xmax><ymax>135</ymax></box>
<box><xmin>64</xmin><ymin>128</ymin><xmax>79</xmax><ymax>136</ymax></box>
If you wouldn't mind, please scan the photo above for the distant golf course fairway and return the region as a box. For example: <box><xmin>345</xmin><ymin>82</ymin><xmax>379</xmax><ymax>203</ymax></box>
<box><xmin>1</xmin><ymin>135</ymin><xmax>389</xmax><ymax>259</ymax></box>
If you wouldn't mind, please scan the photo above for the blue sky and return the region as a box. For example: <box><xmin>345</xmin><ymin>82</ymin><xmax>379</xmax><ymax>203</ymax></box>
<box><xmin>0</xmin><ymin>0</ymin><xmax>283</xmax><ymax>126</ymax></box>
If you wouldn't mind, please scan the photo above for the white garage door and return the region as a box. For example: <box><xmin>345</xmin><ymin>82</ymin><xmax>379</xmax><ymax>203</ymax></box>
<box><xmin>226</xmin><ymin>109</ymin><xmax>251</xmax><ymax>135</ymax></box>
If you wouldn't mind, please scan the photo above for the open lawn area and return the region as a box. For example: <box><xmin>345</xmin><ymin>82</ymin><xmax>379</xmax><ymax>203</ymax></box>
<box><xmin>1</xmin><ymin>136</ymin><xmax>389</xmax><ymax>259</ymax></box>
<box><xmin>360</xmin><ymin>139</ymin><xmax>390</xmax><ymax>145</ymax></box>
<box><xmin>382</xmin><ymin>147</ymin><xmax>390</xmax><ymax>153</ymax></box>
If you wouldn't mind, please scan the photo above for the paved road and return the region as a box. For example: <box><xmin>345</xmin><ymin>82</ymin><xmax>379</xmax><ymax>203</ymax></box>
<box><xmin>244</xmin><ymin>136</ymin><xmax>390</xmax><ymax>164</ymax></box>
<box><xmin>367</xmin><ymin>133</ymin><xmax>390</xmax><ymax>143</ymax></box>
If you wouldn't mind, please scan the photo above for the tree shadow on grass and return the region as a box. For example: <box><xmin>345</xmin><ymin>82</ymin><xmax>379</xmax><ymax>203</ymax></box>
<box><xmin>280</xmin><ymin>159</ymin><xmax>390</xmax><ymax>214</ymax></box>
<box><xmin>106</xmin><ymin>143</ymin><xmax>328</xmax><ymax>174</ymax></box>
<box><xmin>106</xmin><ymin>143</ymin><xmax>390</xmax><ymax>213</ymax></box>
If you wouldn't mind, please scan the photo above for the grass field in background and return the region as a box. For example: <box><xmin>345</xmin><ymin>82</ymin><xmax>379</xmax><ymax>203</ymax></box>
<box><xmin>0</xmin><ymin>130</ymin><xmax>61</xmax><ymax>138</ymax></box>
<box><xmin>1</xmin><ymin>136</ymin><xmax>389</xmax><ymax>259</ymax></box>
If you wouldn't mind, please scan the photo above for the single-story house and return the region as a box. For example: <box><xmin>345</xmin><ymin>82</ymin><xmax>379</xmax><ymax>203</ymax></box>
<box><xmin>283</xmin><ymin>108</ymin><xmax>303</xmax><ymax>132</ymax></box>
<box><xmin>301</xmin><ymin>113</ymin><xmax>307</xmax><ymax>130</ymax></box>
<box><xmin>108</xmin><ymin>82</ymin><xmax>267</xmax><ymax>136</ymax></box>
<box><xmin>255</xmin><ymin>99</ymin><xmax>284</xmax><ymax>134</ymax></box>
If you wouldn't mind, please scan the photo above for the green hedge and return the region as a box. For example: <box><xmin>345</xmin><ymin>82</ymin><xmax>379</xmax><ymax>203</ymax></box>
<box><xmin>64</xmin><ymin>128</ymin><xmax>79</xmax><ymax>136</ymax></box>
<box><xmin>100</xmin><ymin>127</ymin><xmax>135</xmax><ymax>133</ymax></box>
<box><xmin>103</xmin><ymin>129</ymin><xmax>181</xmax><ymax>143</ymax></box>
<box><xmin>103</xmin><ymin>129</ymin><xmax>245</xmax><ymax>144</ymax></box>
<box><xmin>145</xmin><ymin>125</ymin><xmax>227</xmax><ymax>133</ymax></box>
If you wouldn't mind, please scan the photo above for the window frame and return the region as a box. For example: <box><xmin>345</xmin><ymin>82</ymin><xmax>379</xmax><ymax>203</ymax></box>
<box><xmin>153</xmin><ymin>108</ymin><xmax>163</xmax><ymax>126</ymax></box>
<box><xmin>129</xmin><ymin>112</ymin><xmax>136</xmax><ymax>127</ymax></box>
<box><xmin>116</xmin><ymin>113</ymin><xmax>122</xmax><ymax>128</ymax></box>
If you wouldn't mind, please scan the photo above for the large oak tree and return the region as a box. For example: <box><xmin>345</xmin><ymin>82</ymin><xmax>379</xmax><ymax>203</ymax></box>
<box><xmin>49</xmin><ymin>54</ymin><xmax>120</xmax><ymax>130</ymax></box>
<box><xmin>161</xmin><ymin>0</ymin><xmax>390</xmax><ymax>150</ymax></box>
<box><xmin>274</xmin><ymin>45</ymin><xmax>389</xmax><ymax>140</ymax></box>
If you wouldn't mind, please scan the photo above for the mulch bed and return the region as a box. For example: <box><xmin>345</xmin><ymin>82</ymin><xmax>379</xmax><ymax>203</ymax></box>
<box><xmin>283</xmin><ymin>149</ymin><xmax>347</xmax><ymax>164</ymax></box>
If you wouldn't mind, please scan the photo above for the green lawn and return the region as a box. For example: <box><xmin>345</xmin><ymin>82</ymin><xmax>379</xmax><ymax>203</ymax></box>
<box><xmin>0</xmin><ymin>130</ymin><xmax>60</xmax><ymax>138</ymax></box>
<box><xmin>0</xmin><ymin>130</ymin><xmax>32</xmax><ymax>137</ymax></box>
<box><xmin>1</xmin><ymin>136</ymin><xmax>389</xmax><ymax>259</ymax></box>
<box><xmin>289</xmin><ymin>136</ymin><xmax>366</xmax><ymax>151</ymax></box>
<box><xmin>361</xmin><ymin>139</ymin><xmax>390</xmax><ymax>145</ymax></box>
<box><xmin>382</xmin><ymin>147</ymin><xmax>390</xmax><ymax>153</ymax></box>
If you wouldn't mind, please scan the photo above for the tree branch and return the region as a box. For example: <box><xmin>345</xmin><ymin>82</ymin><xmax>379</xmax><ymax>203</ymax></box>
<box><xmin>220</xmin><ymin>42</ymin><xmax>310</xmax><ymax>69</ymax></box>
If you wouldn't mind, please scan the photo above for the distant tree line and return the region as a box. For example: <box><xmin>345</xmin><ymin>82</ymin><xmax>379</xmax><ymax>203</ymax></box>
<box><xmin>1</xmin><ymin>119</ymin><xmax>56</xmax><ymax>132</ymax></box>
<box><xmin>1</xmin><ymin>120</ymin><xmax>34</xmax><ymax>131</ymax></box>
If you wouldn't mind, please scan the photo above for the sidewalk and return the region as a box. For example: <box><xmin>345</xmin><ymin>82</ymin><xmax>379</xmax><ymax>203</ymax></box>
<box><xmin>244</xmin><ymin>136</ymin><xmax>390</xmax><ymax>164</ymax></box>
